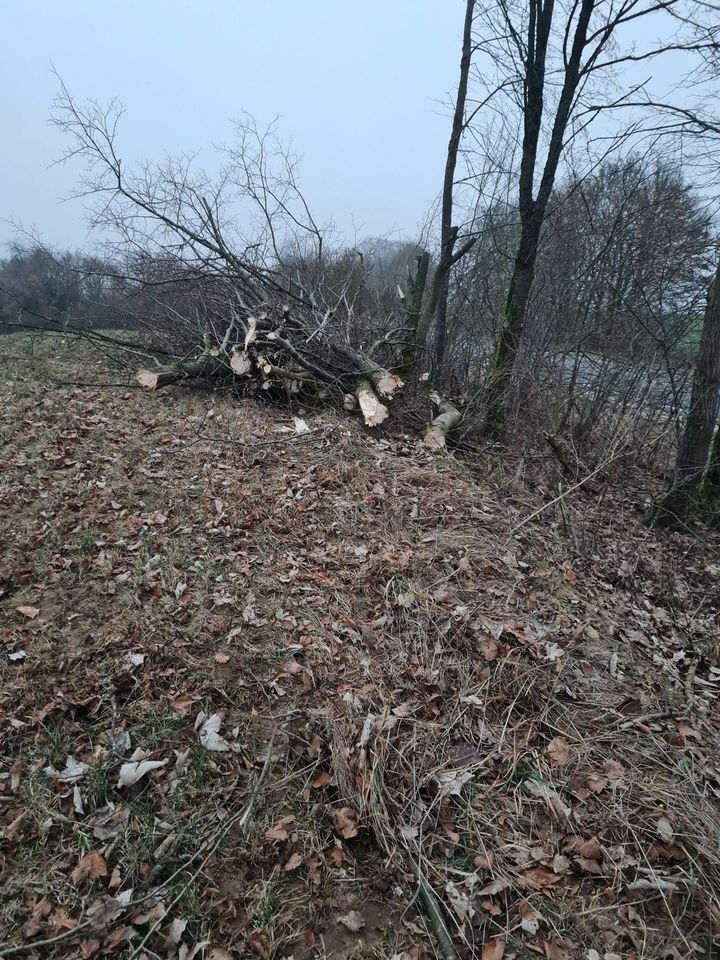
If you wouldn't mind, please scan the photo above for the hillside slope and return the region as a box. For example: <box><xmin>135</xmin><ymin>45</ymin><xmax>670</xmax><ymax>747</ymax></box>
<box><xmin>1</xmin><ymin>335</ymin><xmax>719</xmax><ymax>960</ymax></box>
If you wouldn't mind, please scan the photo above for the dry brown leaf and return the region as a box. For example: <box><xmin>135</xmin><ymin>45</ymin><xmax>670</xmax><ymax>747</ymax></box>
<box><xmin>311</xmin><ymin>771</ymin><xmax>332</xmax><ymax>789</ymax></box>
<box><xmin>78</xmin><ymin>938</ymin><xmax>101</xmax><ymax>959</ymax></box>
<box><xmin>564</xmin><ymin>836</ymin><xmax>602</xmax><ymax>860</ymax></box>
<box><xmin>71</xmin><ymin>850</ymin><xmax>109</xmax><ymax>885</ymax></box>
<box><xmin>481</xmin><ymin>637</ymin><xmax>500</xmax><ymax>661</ymax></box>
<box><xmin>264</xmin><ymin>815</ymin><xmax>295</xmax><ymax>842</ymax></box>
<box><xmin>16</xmin><ymin>605</ymin><xmax>39</xmax><ymax>620</ymax></box>
<box><xmin>283</xmin><ymin>851</ymin><xmax>303</xmax><ymax>872</ymax></box>
<box><xmin>543</xmin><ymin>941</ymin><xmax>572</xmax><ymax>960</ymax></box>
<box><xmin>521</xmin><ymin>867</ymin><xmax>562</xmax><ymax>889</ymax></box>
<box><xmin>586</xmin><ymin>773</ymin><xmax>608</xmax><ymax>793</ymax></box>
<box><xmin>170</xmin><ymin>694</ymin><xmax>199</xmax><ymax>715</ymax></box>
<box><xmin>518</xmin><ymin>899</ymin><xmax>541</xmax><ymax>935</ymax></box>
<box><xmin>545</xmin><ymin>736</ymin><xmax>571</xmax><ymax>766</ymax></box>
<box><xmin>21</xmin><ymin>897</ymin><xmax>52</xmax><ymax>939</ymax></box>
<box><xmin>656</xmin><ymin>816</ymin><xmax>673</xmax><ymax>841</ymax></box>
<box><xmin>473</xmin><ymin>851</ymin><xmax>494</xmax><ymax>871</ymax></box>
<box><xmin>477</xmin><ymin>877</ymin><xmax>510</xmax><ymax>896</ymax></box>
<box><xmin>51</xmin><ymin>907</ymin><xmax>77</xmax><ymax>933</ymax></box>
<box><xmin>482</xmin><ymin>940</ymin><xmax>505</xmax><ymax>960</ymax></box>
<box><xmin>214</xmin><ymin>651</ymin><xmax>230</xmax><ymax>664</ymax></box>
<box><xmin>575</xmin><ymin>856</ymin><xmax>603</xmax><ymax>875</ymax></box>
<box><xmin>10</xmin><ymin>759</ymin><xmax>21</xmax><ymax>792</ymax></box>
<box><xmin>676</xmin><ymin>721</ymin><xmax>702</xmax><ymax>742</ymax></box>
<box><xmin>132</xmin><ymin>900</ymin><xmax>166</xmax><ymax>925</ymax></box>
<box><xmin>601</xmin><ymin>758</ymin><xmax>625</xmax><ymax>782</ymax></box>
<box><xmin>331</xmin><ymin>806</ymin><xmax>359</xmax><ymax>839</ymax></box>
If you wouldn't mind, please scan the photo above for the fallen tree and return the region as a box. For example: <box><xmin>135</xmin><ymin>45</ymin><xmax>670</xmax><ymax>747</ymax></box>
<box><xmin>133</xmin><ymin>314</ymin><xmax>404</xmax><ymax>427</ymax></box>
<box><xmin>51</xmin><ymin>86</ymin><xmax>443</xmax><ymax>433</ymax></box>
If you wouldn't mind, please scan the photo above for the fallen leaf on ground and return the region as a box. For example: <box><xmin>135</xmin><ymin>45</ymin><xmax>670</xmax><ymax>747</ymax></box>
<box><xmin>265</xmin><ymin>815</ymin><xmax>296</xmax><ymax>842</ymax></box>
<box><xmin>518</xmin><ymin>899</ymin><xmax>541</xmax><ymax>934</ymax></box>
<box><xmin>331</xmin><ymin>806</ymin><xmax>359</xmax><ymax>839</ymax></box>
<box><xmin>564</xmin><ymin>836</ymin><xmax>602</xmax><ymax>860</ymax></box>
<box><xmin>21</xmin><ymin>897</ymin><xmax>52</xmax><ymax>939</ymax></box>
<box><xmin>164</xmin><ymin>917</ymin><xmax>187</xmax><ymax>950</ymax></box>
<box><xmin>601</xmin><ymin>758</ymin><xmax>625</xmax><ymax>782</ymax></box>
<box><xmin>446</xmin><ymin>881</ymin><xmax>475</xmax><ymax>922</ymax></box>
<box><xmin>311</xmin><ymin>770</ymin><xmax>332</xmax><ymax>788</ymax></box>
<box><xmin>657</xmin><ymin>816</ymin><xmax>674</xmax><ymax>841</ymax></box>
<box><xmin>337</xmin><ymin>910</ymin><xmax>365</xmax><ymax>933</ymax></box>
<box><xmin>44</xmin><ymin>756</ymin><xmax>90</xmax><ymax>784</ymax></box>
<box><xmin>195</xmin><ymin>711</ymin><xmax>231</xmax><ymax>752</ymax></box>
<box><xmin>477</xmin><ymin>877</ymin><xmax>510</xmax><ymax>896</ymax></box>
<box><xmin>542</xmin><ymin>941</ymin><xmax>572</xmax><ymax>960</ymax></box>
<box><xmin>71</xmin><ymin>850</ymin><xmax>109</xmax><ymax>885</ymax></box>
<box><xmin>16</xmin><ymin>605</ymin><xmax>39</xmax><ymax>619</ymax></box>
<box><xmin>482</xmin><ymin>940</ymin><xmax>505</xmax><ymax>960</ymax></box>
<box><xmin>116</xmin><ymin>758</ymin><xmax>167</xmax><ymax>787</ymax></box>
<box><xmin>545</xmin><ymin>736</ymin><xmax>571</xmax><ymax>766</ymax></box>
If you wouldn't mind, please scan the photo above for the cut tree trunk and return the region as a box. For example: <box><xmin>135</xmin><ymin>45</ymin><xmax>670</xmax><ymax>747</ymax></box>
<box><xmin>353</xmin><ymin>378</ymin><xmax>389</xmax><ymax>427</ymax></box>
<box><xmin>424</xmin><ymin>395</ymin><xmax>462</xmax><ymax>449</ymax></box>
<box><xmin>135</xmin><ymin>366</ymin><xmax>189</xmax><ymax>389</ymax></box>
<box><xmin>136</xmin><ymin>337</ymin><xmax>215</xmax><ymax>389</ymax></box>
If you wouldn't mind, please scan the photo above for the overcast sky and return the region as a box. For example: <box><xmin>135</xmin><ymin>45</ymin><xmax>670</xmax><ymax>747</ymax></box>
<box><xmin>0</xmin><ymin>1</ymin><xmax>462</xmax><ymax>252</ymax></box>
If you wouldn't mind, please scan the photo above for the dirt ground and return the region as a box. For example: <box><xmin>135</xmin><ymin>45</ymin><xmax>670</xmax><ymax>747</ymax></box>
<box><xmin>1</xmin><ymin>333</ymin><xmax>719</xmax><ymax>960</ymax></box>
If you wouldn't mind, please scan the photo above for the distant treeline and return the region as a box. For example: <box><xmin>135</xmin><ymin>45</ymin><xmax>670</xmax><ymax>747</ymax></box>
<box><xmin>0</xmin><ymin>245</ymin><xmax>125</xmax><ymax>333</ymax></box>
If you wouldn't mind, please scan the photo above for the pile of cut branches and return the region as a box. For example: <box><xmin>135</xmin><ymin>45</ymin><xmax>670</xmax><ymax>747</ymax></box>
<box><xmin>134</xmin><ymin>304</ymin><xmax>404</xmax><ymax>429</ymax></box>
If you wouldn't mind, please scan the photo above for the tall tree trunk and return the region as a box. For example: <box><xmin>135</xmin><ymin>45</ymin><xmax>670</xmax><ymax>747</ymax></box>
<box><xmin>482</xmin><ymin>0</ymin><xmax>595</xmax><ymax>435</ymax></box>
<box><xmin>699</xmin><ymin>419</ymin><xmax>720</xmax><ymax>518</ymax></box>
<box><xmin>398</xmin><ymin>251</ymin><xmax>430</xmax><ymax>374</ymax></box>
<box><xmin>483</xmin><ymin>217</ymin><xmax>542</xmax><ymax>432</ymax></box>
<box><xmin>654</xmin><ymin>259</ymin><xmax>720</xmax><ymax>525</ymax></box>
<box><xmin>429</xmin><ymin>0</ymin><xmax>476</xmax><ymax>376</ymax></box>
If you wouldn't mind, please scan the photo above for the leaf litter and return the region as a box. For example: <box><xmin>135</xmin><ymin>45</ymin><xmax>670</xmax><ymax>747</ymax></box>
<box><xmin>1</xmin><ymin>336</ymin><xmax>719</xmax><ymax>958</ymax></box>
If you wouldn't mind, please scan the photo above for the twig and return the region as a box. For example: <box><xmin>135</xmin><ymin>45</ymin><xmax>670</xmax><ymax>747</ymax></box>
<box><xmin>409</xmin><ymin>856</ymin><xmax>460</xmax><ymax>960</ymax></box>
<box><xmin>683</xmin><ymin>658</ymin><xmax>698</xmax><ymax>709</ymax></box>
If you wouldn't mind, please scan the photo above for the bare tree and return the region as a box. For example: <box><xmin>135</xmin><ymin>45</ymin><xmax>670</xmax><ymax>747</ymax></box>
<box><xmin>472</xmin><ymin>0</ymin><xmax>719</xmax><ymax>434</ymax></box>
<box><xmin>49</xmin><ymin>81</ymin><xmax>407</xmax><ymax>427</ymax></box>
<box><xmin>399</xmin><ymin>0</ymin><xmax>478</xmax><ymax>377</ymax></box>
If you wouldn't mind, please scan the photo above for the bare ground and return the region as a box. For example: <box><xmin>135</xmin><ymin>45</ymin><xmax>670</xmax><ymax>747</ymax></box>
<box><xmin>1</xmin><ymin>333</ymin><xmax>719</xmax><ymax>960</ymax></box>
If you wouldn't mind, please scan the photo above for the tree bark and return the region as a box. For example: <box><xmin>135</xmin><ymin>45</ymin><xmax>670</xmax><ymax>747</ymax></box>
<box><xmin>655</xmin><ymin>260</ymin><xmax>720</xmax><ymax>524</ymax></box>
<box><xmin>430</xmin><ymin>0</ymin><xmax>476</xmax><ymax>375</ymax></box>
<box><xmin>699</xmin><ymin>420</ymin><xmax>720</xmax><ymax>517</ymax></box>
<box><xmin>483</xmin><ymin>219</ymin><xmax>542</xmax><ymax>433</ymax></box>
<box><xmin>136</xmin><ymin>337</ymin><xmax>215</xmax><ymax>389</ymax></box>
<box><xmin>424</xmin><ymin>394</ymin><xmax>462</xmax><ymax>449</ymax></box>
<box><xmin>399</xmin><ymin>252</ymin><xmax>431</xmax><ymax>374</ymax></box>
<box><xmin>352</xmin><ymin>378</ymin><xmax>389</xmax><ymax>426</ymax></box>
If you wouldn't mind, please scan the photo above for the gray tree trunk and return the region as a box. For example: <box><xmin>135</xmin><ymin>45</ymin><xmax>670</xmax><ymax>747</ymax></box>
<box><xmin>655</xmin><ymin>258</ymin><xmax>720</xmax><ymax>524</ymax></box>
